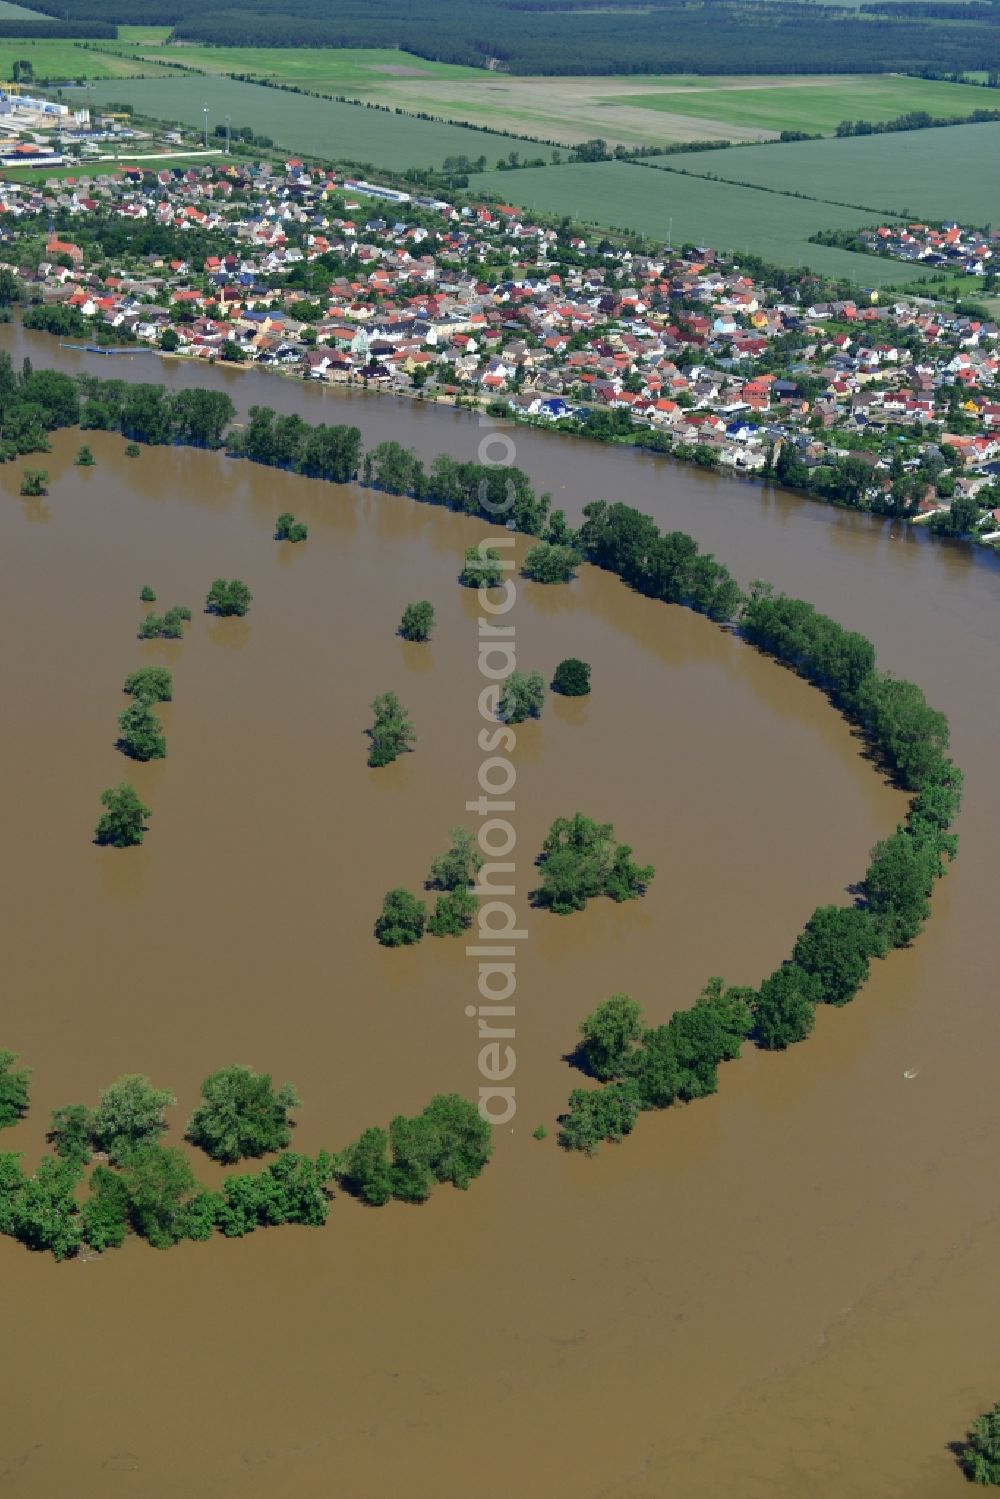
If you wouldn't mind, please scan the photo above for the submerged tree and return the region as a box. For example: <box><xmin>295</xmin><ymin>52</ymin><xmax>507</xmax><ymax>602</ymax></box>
<box><xmin>374</xmin><ymin>888</ymin><xmax>426</xmax><ymax>947</ymax></box>
<box><xmin>187</xmin><ymin>1065</ymin><xmax>301</xmax><ymax>1164</ymax></box>
<box><xmin>138</xmin><ymin>606</ymin><xmax>190</xmax><ymax>641</ymax></box>
<box><xmin>792</xmin><ymin>905</ymin><xmax>883</xmax><ymax>1007</ymax></box>
<box><xmin>123</xmin><ymin>666</ymin><xmax>172</xmax><ymax>703</ymax></box>
<box><xmin>499</xmin><ymin>670</ymin><xmax>545</xmax><ymax>724</ymax></box>
<box><xmin>559</xmin><ymin>1081</ymin><xmax>641</xmax><ymax>1155</ymax></box>
<box><xmin>552</xmin><ymin>658</ymin><xmax>591</xmax><ymax>697</ymax></box>
<box><xmin>399</xmin><ymin>600</ymin><xmax>435</xmax><ymax>642</ymax></box>
<box><xmin>427</xmin><ymin>887</ymin><xmax>477</xmax><ymax>937</ymax></box>
<box><xmin>754</xmin><ymin>964</ymin><xmax>820</xmax><ymax>1050</ymax></box>
<box><xmin>19</xmin><ymin>469</ymin><xmax>47</xmax><ymax>497</ymax></box>
<box><xmin>89</xmin><ymin>1074</ymin><xmax>176</xmax><ymax>1164</ymax></box>
<box><xmin>74</xmin><ymin>444</ymin><xmax>95</xmax><ymax>467</ymax></box>
<box><xmin>94</xmin><ymin>783</ymin><xmax>151</xmax><ymax>848</ymax></box>
<box><xmin>367</xmin><ymin>690</ymin><xmax>415</xmax><ymax>768</ymax></box>
<box><xmin>159</xmin><ymin>604</ymin><xmax>192</xmax><ymax>640</ymax></box>
<box><xmin>206</xmin><ymin>578</ymin><xmax>252</xmax><ymax>617</ymax></box>
<box><xmin>335</xmin><ymin>1094</ymin><xmax>492</xmax><ymax>1205</ymax></box>
<box><xmin>460</xmin><ymin>545</ymin><xmax>505</xmax><ymax>589</ymax></box>
<box><xmin>275</xmin><ymin>512</ymin><xmax>308</xmax><ymax>542</ymax></box>
<box><xmin>578</xmin><ymin>995</ymin><xmax>643</xmax><ymax>1081</ymax></box>
<box><xmin>427</xmin><ymin>826</ymin><xmax>483</xmax><ymax>891</ymax></box>
<box><xmin>522</xmin><ymin>541</ymin><xmax>581</xmax><ymax>584</ymax></box>
<box><xmin>117</xmin><ymin>1144</ymin><xmax>199</xmax><ymax>1250</ymax></box>
<box><xmin>139</xmin><ymin>584</ymin><xmax>157</xmax><ymax>603</ymax></box>
<box><xmin>47</xmin><ymin>1103</ymin><xmax>92</xmax><ymax>1164</ymax></box>
<box><xmin>535</xmin><ymin>814</ymin><xmax>654</xmax><ymax>914</ymax></box>
<box><xmin>117</xmin><ymin>698</ymin><xmax>166</xmax><ymax>762</ymax></box>
<box><xmin>0</xmin><ymin>1049</ymin><xmax>30</xmax><ymax>1130</ymax></box>
<box><xmin>960</xmin><ymin>1401</ymin><xmax>1000</xmax><ymax>1485</ymax></box>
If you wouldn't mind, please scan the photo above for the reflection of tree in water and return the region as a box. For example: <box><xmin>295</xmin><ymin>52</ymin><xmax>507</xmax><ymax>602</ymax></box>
<box><xmin>19</xmin><ymin>497</ymin><xmax>50</xmax><ymax>526</ymax></box>
<box><xmin>207</xmin><ymin>618</ymin><xmax>251</xmax><ymax>651</ymax></box>
<box><xmin>400</xmin><ymin>639</ymin><xmax>433</xmax><ymax>675</ymax></box>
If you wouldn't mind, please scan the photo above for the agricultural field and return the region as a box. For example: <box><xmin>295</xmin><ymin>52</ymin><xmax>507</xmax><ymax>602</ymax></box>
<box><xmin>660</xmin><ymin>121</ymin><xmax>1000</xmax><ymax>223</ymax></box>
<box><xmin>99</xmin><ymin>42</ymin><xmax>485</xmax><ymax>90</ymax></box>
<box><xmin>609</xmin><ymin>74</ymin><xmax>997</xmax><ymax>137</ymax></box>
<box><xmin>33</xmin><ymin>36</ymin><xmax>1000</xmax><ymax>149</ymax></box>
<box><xmin>114</xmin><ymin>27</ymin><xmax>174</xmax><ymax>44</ymax></box>
<box><xmin>0</xmin><ymin>39</ymin><xmax>149</xmax><ymax>80</ymax></box>
<box><xmin>83</xmin><ymin>76</ymin><xmax>522</xmax><ymax>171</ymax></box>
<box><xmin>0</xmin><ymin>1</ymin><xmax>50</xmax><ymax>15</ymax></box>
<box><xmin>467</xmin><ymin>160</ymin><xmax>935</xmax><ymax>284</ymax></box>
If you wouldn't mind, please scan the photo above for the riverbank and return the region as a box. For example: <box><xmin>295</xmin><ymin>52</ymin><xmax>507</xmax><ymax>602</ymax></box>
<box><xmin>23</xmin><ymin>319</ymin><xmax>1000</xmax><ymax>555</ymax></box>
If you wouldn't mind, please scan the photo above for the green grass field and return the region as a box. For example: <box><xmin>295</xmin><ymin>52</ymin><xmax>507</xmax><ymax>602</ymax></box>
<box><xmin>103</xmin><ymin>43</ymin><xmax>484</xmax><ymax>89</ymax></box>
<box><xmin>610</xmin><ymin>75</ymin><xmax>997</xmax><ymax>136</ymax></box>
<box><xmin>468</xmin><ymin>161</ymin><xmax>935</xmax><ymax>284</ymax></box>
<box><xmin>83</xmin><ymin>76</ymin><xmax>523</xmax><ymax>171</ymax></box>
<box><xmin>0</xmin><ymin>39</ymin><xmax>149</xmax><ymax>79</ymax></box>
<box><xmin>114</xmin><ymin>27</ymin><xmax>174</xmax><ymax>44</ymax></box>
<box><xmin>654</xmin><ymin>122</ymin><xmax>1000</xmax><ymax>223</ymax></box>
<box><xmin>0</xmin><ymin>1</ymin><xmax>50</xmax><ymax>15</ymax></box>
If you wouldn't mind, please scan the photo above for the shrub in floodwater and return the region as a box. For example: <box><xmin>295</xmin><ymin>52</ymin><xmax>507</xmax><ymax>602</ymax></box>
<box><xmin>94</xmin><ymin>782</ymin><xmax>151</xmax><ymax>848</ymax></box>
<box><xmin>19</xmin><ymin>469</ymin><xmax>47</xmax><ymax>496</ymax></box>
<box><xmin>374</xmin><ymin>888</ymin><xmax>426</xmax><ymax>946</ymax></box>
<box><xmin>123</xmin><ymin>666</ymin><xmax>172</xmax><ymax>703</ymax></box>
<box><xmin>399</xmin><ymin>600</ymin><xmax>434</xmax><ymax>642</ymax></box>
<box><xmin>552</xmin><ymin>658</ymin><xmax>591</xmax><ymax>697</ymax></box>
<box><xmin>206</xmin><ymin>578</ymin><xmax>252</xmax><ymax>617</ymax></box>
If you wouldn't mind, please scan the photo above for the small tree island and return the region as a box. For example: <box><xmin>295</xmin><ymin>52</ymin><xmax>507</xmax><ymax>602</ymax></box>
<box><xmin>534</xmin><ymin>813</ymin><xmax>654</xmax><ymax>913</ymax></box>
<box><xmin>206</xmin><ymin>578</ymin><xmax>253</xmax><ymax>617</ymax></box>
<box><xmin>123</xmin><ymin>666</ymin><xmax>172</xmax><ymax>703</ymax></box>
<box><xmin>375</xmin><ymin>888</ymin><xmax>427</xmax><ymax>946</ymax></box>
<box><xmin>399</xmin><ymin>600</ymin><xmax>435</xmax><ymax>642</ymax></box>
<box><xmin>500</xmin><ymin>670</ymin><xmax>545</xmax><ymax>725</ymax></box>
<box><xmin>460</xmin><ymin>546</ymin><xmax>505</xmax><ymax>589</ymax></box>
<box><xmin>552</xmin><ymin>658</ymin><xmax>591</xmax><ymax>697</ymax></box>
<box><xmin>95</xmin><ymin>783</ymin><xmax>151</xmax><ymax>848</ymax></box>
<box><xmin>19</xmin><ymin>469</ymin><xmax>47</xmax><ymax>497</ymax></box>
<box><xmin>275</xmin><ymin>512</ymin><xmax>308</xmax><ymax>543</ymax></box>
<box><xmin>367</xmin><ymin>691</ymin><xmax>416</xmax><ymax>768</ymax></box>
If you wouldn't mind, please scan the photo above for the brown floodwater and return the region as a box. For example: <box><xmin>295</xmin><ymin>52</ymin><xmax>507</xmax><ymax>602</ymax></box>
<box><xmin>0</xmin><ymin>325</ymin><xmax>998</xmax><ymax>1499</ymax></box>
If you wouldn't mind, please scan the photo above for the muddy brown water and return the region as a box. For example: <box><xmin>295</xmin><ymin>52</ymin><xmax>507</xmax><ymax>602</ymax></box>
<box><xmin>0</xmin><ymin>326</ymin><xmax>998</xmax><ymax>1498</ymax></box>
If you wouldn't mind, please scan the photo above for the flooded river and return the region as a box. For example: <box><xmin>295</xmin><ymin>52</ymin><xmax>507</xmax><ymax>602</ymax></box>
<box><xmin>0</xmin><ymin>326</ymin><xmax>997</xmax><ymax>1498</ymax></box>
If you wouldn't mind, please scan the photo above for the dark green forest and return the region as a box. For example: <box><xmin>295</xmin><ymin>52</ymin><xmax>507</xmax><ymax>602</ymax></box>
<box><xmin>25</xmin><ymin>0</ymin><xmax>1000</xmax><ymax>74</ymax></box>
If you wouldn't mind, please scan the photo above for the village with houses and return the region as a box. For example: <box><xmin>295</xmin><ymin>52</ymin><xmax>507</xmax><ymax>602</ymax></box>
<box><xmin>2</xmin><ymin>153</ymin><xmax>999</xmax><ymax>540</ymax></box>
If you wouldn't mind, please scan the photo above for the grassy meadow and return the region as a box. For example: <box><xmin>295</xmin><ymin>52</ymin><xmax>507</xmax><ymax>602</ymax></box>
<box><xmin>104</xmin><ymin>43</ymin><xmax>485</xmax><ymax>89</ymax></box>
<box><xmin>0</xmin><ymin>39</ymin><xmax>149</xmax><ymax>79</ymax></box>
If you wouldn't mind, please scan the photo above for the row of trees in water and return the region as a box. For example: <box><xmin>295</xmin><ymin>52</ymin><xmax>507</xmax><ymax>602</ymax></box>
<box><xmin>0</xmin><ymin>362</ymin><xmax>991</xmax><ymax>545</ymax></box>
<box><xmin>0</xmin><ymin>1053</ymin><xmax>492</xmax><ymax>1258</ymax></box>
<box><xmin>554</xmin><ymin>501</ymin><xmax>961</xmax><ymax>1150</ymax></box>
